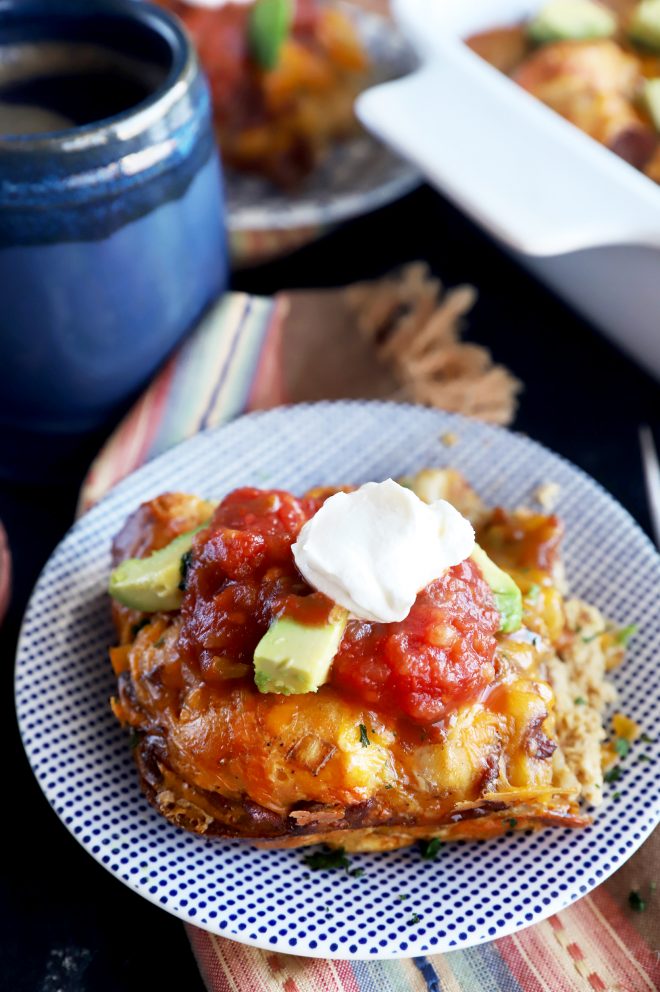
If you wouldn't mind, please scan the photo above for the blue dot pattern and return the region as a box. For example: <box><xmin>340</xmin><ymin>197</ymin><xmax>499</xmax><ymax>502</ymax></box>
<box><xmin>15</xmin><ymin>402</ymin><xmax>660</xmax><ymax>960</ymax></box>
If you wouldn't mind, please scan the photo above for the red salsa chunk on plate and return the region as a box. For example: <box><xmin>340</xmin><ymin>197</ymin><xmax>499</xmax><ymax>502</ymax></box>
<box><xmin>178</xmin><ymin>488</ymin><xmax>500</xmax><ymax>723</ymax></box>
<box><xmin>330</xmin><ymin>559</ymin><xmax>500</xmax><ymax>724</ymax></box>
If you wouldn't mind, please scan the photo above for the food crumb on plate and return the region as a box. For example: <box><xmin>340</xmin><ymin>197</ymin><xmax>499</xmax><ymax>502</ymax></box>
<box><xmin>533</xmin><ymin>481</ymin><xmax>561</xmax><ymax>510</ymax></box>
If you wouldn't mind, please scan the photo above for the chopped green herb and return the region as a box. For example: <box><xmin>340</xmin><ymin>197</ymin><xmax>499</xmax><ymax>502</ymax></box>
<box><xmin>604</xmin><ymin>766</ymin><xmax>623</xmax><ymax>783</ymax></box>
<box><xmin>349</xmin><ymin>867</ymin><xmax>364</xmax><ymax>879</ymax></box>
<box><xmin>629</xmin><ymin>890</ymin><xmax>646</xmax><ymax>912</ymax></box>
<box><xmin>615</xmin><ymin>738</ymin><xmax>631</xmax><ymax>758</ymax></box>
<box><xmin>248</xmin><ymin>0</ymin><xmax>293</xmax><ymax>70</ymax></box>
<box><xmin>419</xmin><ymin>838</ymin><xmax>442</xmax><ymax>860</ymax></box>
<box><xmin>359</xmin><ymin>723</ymin><xmax>370</xmax><ymax>747</ymax></box>
<box><xmin>384</xmin><ymin>783</ymin><xmax>394</xmax><ymax>790</ymax></box>
<box><xmin>178</xmin><ymin>550</ymin><xmax>193</xmax><ymax>591</ymax></box>
<box><xmin>302</xmin><ymin>846</ymin><xmax>350</xmax><ymax>871</ymax></box>
<box><xmin>397</xmin><ymin>893</ymin><xmax>410</xmax><ymax>902</ymax></box>
<box><xmin>574</xmin><ymin>696</ymin><xmax>587</xmax><ymax>706</ymax></box>
<box><xmin>131</xmin><ymin>618</ymin><xmax>151</xmax><ymax>637</ymax></box>
<box><xmin>582</xmin><ymin>630</ymin><xmax>605</xmax><ymax>643</ymax></box>
<box><xmin>407</xmin><ymin>914</ymin><xmax>422</xmax><ymax>926</ymax></box>
<box><xmin>641</xmin><ymin>733</ymin><xmax>656</xmax><ymax>744</ymax></box>
<box><xmin>616</xmin><ymin>624</ymin><xmax>637</xmax><ymax>645</ymax></box>
<box><xmin>527</xmin><ymin>583</ymin><xmax>541</xmax><ymax>602</ymax></box>
<box><xmin>637</xmin><ymin>753</ymin><xmax>651</xmax><ymax>763</ymax></box>
<box><xmin>507</xmin><ymin>818</ymin><xmax>518</xmax><ymax>829</ymax></box>
<box><xmin>613</xmin><ymin>792</ymin><xmax>621</xmax><ymax>801</ymax></box>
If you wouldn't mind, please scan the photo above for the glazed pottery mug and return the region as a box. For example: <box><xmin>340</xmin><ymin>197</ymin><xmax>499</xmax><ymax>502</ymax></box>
<box><xmin>0</xmin><ymin>0</ymin><xmax>228</xmax><ymax>473</ymax></box>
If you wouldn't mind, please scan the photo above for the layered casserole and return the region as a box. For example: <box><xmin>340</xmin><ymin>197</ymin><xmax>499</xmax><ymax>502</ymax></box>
<box><xmin>108</xmin><ymin>469</ymin><xmax>627</xmax><ymax>852</ymax></box>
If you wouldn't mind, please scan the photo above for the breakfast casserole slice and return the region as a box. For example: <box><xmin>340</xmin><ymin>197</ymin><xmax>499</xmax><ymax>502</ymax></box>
<box><xmin>108</xmin><ymin>470</ymin><xmax>623</xmax><ymax>852</ymax></box>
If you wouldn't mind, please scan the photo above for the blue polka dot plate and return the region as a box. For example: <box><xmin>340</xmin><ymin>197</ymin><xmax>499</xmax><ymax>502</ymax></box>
<box><xmin>15</xmin><ymin>402</ymin><xmax>660</xmax><ymax>959</ymax></box>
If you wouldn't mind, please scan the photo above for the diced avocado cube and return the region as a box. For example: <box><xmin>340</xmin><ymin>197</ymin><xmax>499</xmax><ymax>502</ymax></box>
<box><xmin>645</xmin><ymin>78</ymin><xmax>660</xmax><ymax>129</ymax></box>
<box><xmin>471</xmin><ymin>545</ymin><xmax>523</xmax><ymax>633</ymax></box>
<box><xmin>108</xmin><ymin>523</ymin><xmax>208</xmax><ymax>612</ymax></box>
<box><xmin>529</xmin><ymin>0</ymin><xmax>617</xmax><ymax>43</ymax></box>
<box><xmin>630</xmin><ymin>0</ymin><xmax>660</xmax><ymax>50</ymax></box>
<box><xmin>254</xmin><ymin>608</ymin><xmax>348</xmax><ymax>695</ymax></box>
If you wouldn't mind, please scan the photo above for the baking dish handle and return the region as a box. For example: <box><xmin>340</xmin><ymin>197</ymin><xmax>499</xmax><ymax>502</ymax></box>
<box><xmin>357</xmin><ymin>46</ymin><xmax>660</xmax><ymax>257</ymax></box>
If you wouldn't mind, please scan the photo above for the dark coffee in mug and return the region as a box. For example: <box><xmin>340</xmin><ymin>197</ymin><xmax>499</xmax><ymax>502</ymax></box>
<box><xmin>0</xmin><ymin>42</ymin><xmax>167</xmax><ymax>134</ymax></box>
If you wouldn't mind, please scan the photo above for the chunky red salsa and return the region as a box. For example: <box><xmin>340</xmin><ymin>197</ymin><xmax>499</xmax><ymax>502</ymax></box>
<box><xmin>178</xmin><ymin>487</ymin><xmax>500</xmax><ymax>724</ymax></box>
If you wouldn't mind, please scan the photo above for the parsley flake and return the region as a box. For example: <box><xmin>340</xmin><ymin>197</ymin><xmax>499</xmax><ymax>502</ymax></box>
<box><xmin>641</xmin><ymin>733</ymin><xmax>656</xmax><ymax>744</ymax></box>
<box><xmin>179</xmin><ymin>550</ymin><xmax>193</xmax><ymax>591</ymax></box>
<box><xmin>397</xmin><ymin>893</ymin><xmax>410</xmax><ymax>902</ymax></box>
<box><xmin>349</xmin><ymin>867</ymin><xmax>364</xmax><ymax>879</ymax></box>
<box><xmin>616</xmin><ymin>624</ymin><xmax>637</xmax><ymax>645</ymax></box>
<box><xmin>302</xmin><ymin>846</ymin><xmax>350</xmax><ymax>872</ymax></box>
<box><xmin>614</xmin><ymin>738</ymin><xmax>630</xmax><ymax>758</ymax></box>
<box><xmin>574</xmin><ymin>696</ymin><xmax>587</xmax><ymax>706</ymax></box>
<box><xmin>637</xmin><ymin>753</ymin><xmax>651</xmax><ymax>763</ymax></box>
<box><xmin>582</xmin><ymin>630</ymin><xmax>605</xmax><ymax>643</ymax></box>
<box><xmin>527</xmin><ymin>584</ymin><xmax>541</xmax><ymax>602</ymax></box>
<box><xmin>507</xmin><ymin>818</ymin><xmax>518</xmax><ymax>829</ymax></box>
<box><xmin>419</xmin><ymin>838</ymin><xmax>442</xmax><ymax>860</ymax></box>
<box><xmin>359</xmin><ymin>724</ymin><xmax>370</xmax><ymax>747</ymax></box>
<box><xmin>407</xmin><ymin>914</ymin><xmax>422</xmax><ymax>926</ymax></box>
<box><xmin>629</xmin><ymin>890</ymin><xmax>646</xmax><ymax>912</ymax></box>
<box><xmin>604</xmin><ymin>766</ymin><xmax>623</xmax><ymax>784</ymax></box>
<box><xmin>613</xmin><ymin>792</ymin><xmax>621</xmax><ymax>801</ymax></box>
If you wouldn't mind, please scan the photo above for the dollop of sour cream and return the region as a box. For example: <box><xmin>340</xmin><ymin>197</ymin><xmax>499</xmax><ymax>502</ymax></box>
<box><xmin>292</xmin><ymin>479</ymin><xmax>475</xmax><ymax>624</ymax></box>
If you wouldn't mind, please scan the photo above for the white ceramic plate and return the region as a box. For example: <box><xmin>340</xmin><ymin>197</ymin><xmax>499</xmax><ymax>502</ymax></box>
<box><xmin>15</xmin><ymin>402</ymin><xmax>660</xmax><ymax>960</ymax></box>
<box><xmin>226</xmin><ymin>5</ymin><xmax>420</xmax><ymax>234</ymax></box>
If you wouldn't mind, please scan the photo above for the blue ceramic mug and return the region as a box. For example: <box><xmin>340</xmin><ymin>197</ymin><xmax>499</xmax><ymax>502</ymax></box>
<box><xmin>0</xmin><ymin>0</ymin><xmax>227</xmax><ymax>469</ymax></box>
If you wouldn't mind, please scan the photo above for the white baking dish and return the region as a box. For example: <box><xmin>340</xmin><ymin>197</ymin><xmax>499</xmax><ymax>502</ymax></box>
<box><xmin>357</xmin><ymin>0</ymin><xmax>660</xmax><ymax>380</ymax></box>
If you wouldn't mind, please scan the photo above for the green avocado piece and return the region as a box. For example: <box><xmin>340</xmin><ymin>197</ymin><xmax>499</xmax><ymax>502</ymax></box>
<box><xmin>630</xmin><ymin>0</ymin><xmax>660</xmax><ymax>50</ymax></box>
<box><xmin>108</xmin><ymin>524</ymin><xmax>208</xmax><ymax>612</ymax></box>
<box><xmin>471</xmin><ymin>545</ymin><xmax>523</xmax><ymax>634</ymax></box>
<box><xmin>644</xmin><ymin>78</ymin><xmax>660</xmax><ymax>129</ymax></box>
<box><xmin>529</xmin><ymin>0</ymin><xmax>617</xmax><ymax>42</ymax></box>
<box><xmin>254</xmin><ymin>607</ymin><xmax>349</xmax><ymax>695</ymax></box>
<box><xmin>248</xmin><ymin>0</ymin><xmax>293</xmax><ymax>70</ymax></box>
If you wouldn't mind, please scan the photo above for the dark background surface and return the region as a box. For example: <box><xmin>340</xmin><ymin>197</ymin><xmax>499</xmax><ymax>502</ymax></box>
<box><xmin>2</xmin><ymin>183</ymin><xmax>658</xmax><ymax>991</ymax></box>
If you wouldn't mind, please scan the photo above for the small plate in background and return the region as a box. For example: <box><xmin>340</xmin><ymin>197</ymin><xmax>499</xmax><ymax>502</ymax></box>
<box><xmin>227</xmin><ymin>5</ymin><xmax>420</xmax><ymax>266</ymax></box>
